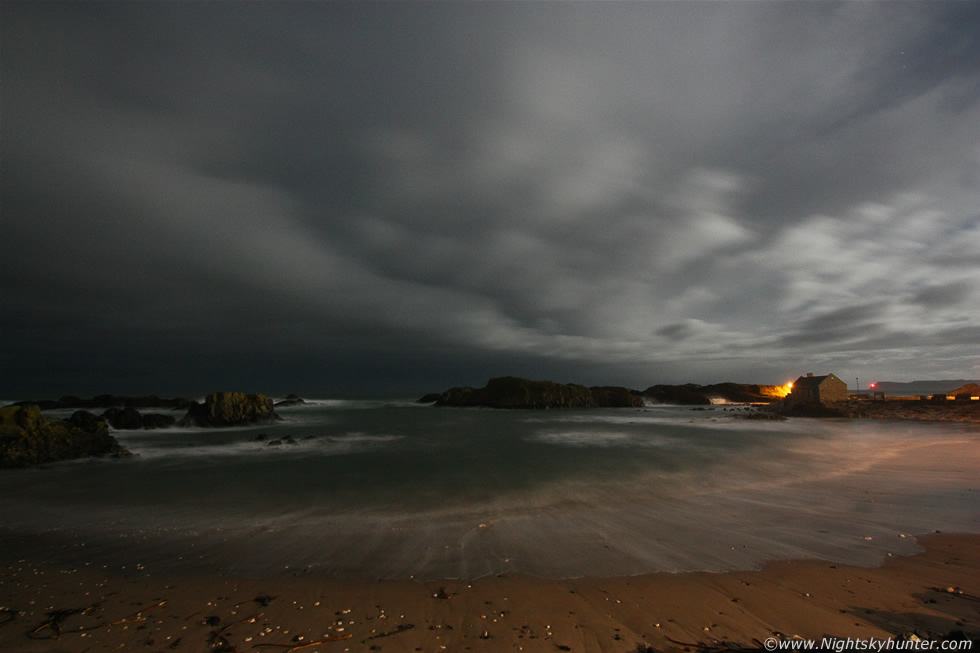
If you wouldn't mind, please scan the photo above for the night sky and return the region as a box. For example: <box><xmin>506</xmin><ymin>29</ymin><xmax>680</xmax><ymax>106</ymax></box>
<box><xmin>2</xmin><ymin>2</ymin><xmax>979</xmax><ymax>398</ymax></box>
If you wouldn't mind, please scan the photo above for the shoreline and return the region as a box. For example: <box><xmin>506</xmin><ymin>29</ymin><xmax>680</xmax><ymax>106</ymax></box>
<box><xmin>829</xmin><ymin>399</ymin><xmax>980</xmax><ymax>424</ymax></box>
<box><xmin>2</xmin><ymin>533</ymin><xmax>977</xmax><ymax>652</ymax></box>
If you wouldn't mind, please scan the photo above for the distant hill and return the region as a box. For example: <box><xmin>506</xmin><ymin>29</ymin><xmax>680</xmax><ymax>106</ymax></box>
<box><xmin>949</xmin><ymin>383</ymin><xmax>980</xmax><ymax>396</ymax></box>
<box><xmin>422</xmin><ymin>377</ymin><xmax>786</xmax><ymax>408</ymax></box>
<box><xmin>873</xmin><ymin>380</ymin><xmax>980</xmax><ymax>395</ymax></box>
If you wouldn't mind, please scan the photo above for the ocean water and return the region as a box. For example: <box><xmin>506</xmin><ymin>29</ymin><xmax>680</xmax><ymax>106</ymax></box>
<box><xmin>0</xmin><ymin>400</ymin><xmax>977</xmax><ymax>580</ymax></box>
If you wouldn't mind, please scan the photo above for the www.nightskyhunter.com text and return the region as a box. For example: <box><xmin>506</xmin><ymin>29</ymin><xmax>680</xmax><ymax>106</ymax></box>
<box><xmin>764</xmin><ymin>637</ymin><xmax>973</xmax><ymax>652</ymax></box>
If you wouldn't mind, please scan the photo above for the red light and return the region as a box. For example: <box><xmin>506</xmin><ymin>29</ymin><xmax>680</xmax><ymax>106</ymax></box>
<box><xmin>870</xmin><ymin>383</ymin><xmax>876</xmax><ymax>388</ymax></box>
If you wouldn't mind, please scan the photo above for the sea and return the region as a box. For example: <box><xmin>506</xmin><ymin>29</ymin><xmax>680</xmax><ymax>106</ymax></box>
<box><xmin>0</xmin><ymin>398</ymin><xmax>977</xmax><ymax>580</ymax></box>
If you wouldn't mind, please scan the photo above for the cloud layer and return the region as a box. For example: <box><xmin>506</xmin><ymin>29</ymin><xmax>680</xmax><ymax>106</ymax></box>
<box><xmin>2</xmin><ymin>2</ymin><xmax>978</xmax><ymax>395</ymax></box>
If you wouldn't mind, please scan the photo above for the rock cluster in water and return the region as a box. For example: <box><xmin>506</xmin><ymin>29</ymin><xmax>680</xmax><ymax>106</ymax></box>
<box><xmin>178</xmin><ymin>392</ymin><xmax>279</xmax><ymax>427</ymax></box>
<box><xmin>0</xmin><ymin>404</ymin><xmax>126</xmax><ymax>468</ymax></box>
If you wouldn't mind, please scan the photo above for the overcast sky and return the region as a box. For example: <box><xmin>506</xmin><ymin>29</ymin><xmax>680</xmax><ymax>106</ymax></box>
<box><xmin>2</xmin><ymin>2</ymin><xmax>979</xmax><ymax>397</ymax></box>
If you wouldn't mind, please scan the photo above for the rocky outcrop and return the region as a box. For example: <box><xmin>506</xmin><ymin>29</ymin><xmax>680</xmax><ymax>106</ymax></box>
<box><xmin>642</xmin><ymin>384</ymin><xmax>712</xmax><ymax>405</ymax></box>
<box><xmin>589</xmin><ymin>386</ymin><xmax>645</xmax><ymax>407</ymax></box>
<box><xmin>0</xmin><ymin>405</ymin><xmax>125</xmax><ymax>468</ymax></box>
<box><xmin>641</xmin><ymin>382</ymin><xmax>781</xmax><ymax>405</ymax></box>
<box><xmin>141</xmin><ymin>413</ymin><xmax>177</xmax><ymax>429</ymax></box>
<box><xmin>62</xmin><ymin>408</ymin><xmax>176</xmax><ymax>430</ymax></box>
<box><xmin>429</xmin><ymin>377</ymin><xmax>600</xmax><ymax>409</ymax></box>
<box><xmin>702</xmin><ymin>383</ymin><xmax>780</xmax><ymax>403</ymax></box>
<box><xmin>102</xmin><ymin>406</ymin><xmax>145</xmax><ymax>430</ymax></box>
<box><xmin>179</xmin><ymin>392</ymin><xmax>278</xmax><ymax>427</ymax></box>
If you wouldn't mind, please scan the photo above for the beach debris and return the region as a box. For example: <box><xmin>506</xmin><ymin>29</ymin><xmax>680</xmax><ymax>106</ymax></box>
<box><xmin>633</xmin><ymin>645</ymin><xmax>664</xmax><ymax>653</ymax></box>
<box><xmin>26</xmin><ymin>599</ymin><xmax>166</xmax><ymax>639</ymax></box>
<box><xmin>362</xmin><ymin>622</ymin><xmax>415</xmax><ymax>642</ymax></box>
<box><xmin>433</xmin><ymin>586</ymin><xmax>451</xmax><ymax>599</ymax></box>
<box><xmin>0</xmin><ymin>606</ymin><xmax>23</xmax><ymax>626</ymax></box>
<box><xmin>251</xmin><ymin>633</ymin><xmax>352</xmax><ymax>650</ymax></box>
<box><xmin>254</xmin><ymin>594</ymin><xmax>277</xmax><ymax>607</ymax></box>
<box><xmin>207</xmin><ymin>611</ymin><xmax>263</xmax><ymax>651</ymax></box>
<box><xmin>28</xmin><ymin>603</ymin><xmax>101</xmax><ymax>639</ymax></box>
<box><xmin>666</xmin><ymin>633</ymin><xmax>809</xmax><ymax>652</ymax></box>
<box><xmin>930</xmin><ymin>586</ymin><xmax>980</xmax><ymax>602</ymax></box>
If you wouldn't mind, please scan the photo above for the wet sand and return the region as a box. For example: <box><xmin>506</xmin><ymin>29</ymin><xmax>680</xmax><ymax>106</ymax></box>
<box><xmin>1</xmin><ymin>533</ymin><xmax>977</xmax><ymax>652</ymax></box>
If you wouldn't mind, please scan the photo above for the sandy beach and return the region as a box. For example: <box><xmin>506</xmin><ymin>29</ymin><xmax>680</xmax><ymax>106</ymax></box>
<box><xmin>1</xmin><ymin>532</ymin><xmax>977</xmax><ymax>652</ymax></box>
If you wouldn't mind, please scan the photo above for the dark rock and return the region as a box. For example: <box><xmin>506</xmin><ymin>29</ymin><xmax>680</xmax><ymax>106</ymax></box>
<box><xmin>274</xmin><ymin>394</ymin><xmax>306</xmax><ymax>408</ymax></box>
<box><xmin>92</xmin><ymin>394</ymin><xmax>121</xmax><ymax>408</ymax></box>
<box><xmin>702</xmin><ymin>382</ymin><xmax>776</xmax><ymax>403</ymax></box>
<box><xmin>141</xmin><ymin>413</ymin><xmax>177</xmax><ymax>429</ymax></box>
<box><xmin>254</xmin><ymin>433</ymin><xmax>268</xmax><ymax>441</ymax></box>
<box><xmin>68</xmin><ymin>410</ymin><xmax>105</xmax><ymax>431</ymax></box>
<box><xmin>433</xmin><ymin>377</ymin><xmax>598</xmax><ymax>409</ymax></box>
<box><xmin>282</xmin><ymin>436</ymin><xmax>298</xmax><ymax>445</ymax></box>
<box><xmin>590</xmin><ymin>386</ymin><xmax>645</xmax><ymax>408</ymax></box>
<box><xmin>639</xmin><ymin>382</ymin><xmax>780</xmax><ymax>405</ymax></box>
<box><xmin>122</xmin><ymin>395</ymin><xmax>164</xmax><ymax>409</ymax></box>
<box><xmin>1</xmin><ymin>404</ymin><xmax>123</xmax><ymax>468</ymax></box>
<box><xmin>435</xmin><ymin>386</ymin><xmax>477</xmax><ymax>406</ymax></box>
<box><xmin>179</xmin><ymin>392</ymin><xmax>278</xmax><ymax>427</ymax></box>
<box><xmin>416</xmin><ymin>393</ymin><xmax>442</xmax><ymax>404</ymax></box>
<box><xmin>642</xmin><ymin>384</ymin><xmax>712</xmax><ymax>405</ymax></box>
<box><xmin>267</xmin><ymin>439</ymin><xmax>282</xmax><ymax>446</ymax></box>
<box><xmin>170</xmin><ymin>397</ymin><xmax>198</xmax><ymax>411</ymax></box>
<box><xmin>102</xmin><ymin>406</ymin><xmax>145</xmax><ymax>430</ymax></box>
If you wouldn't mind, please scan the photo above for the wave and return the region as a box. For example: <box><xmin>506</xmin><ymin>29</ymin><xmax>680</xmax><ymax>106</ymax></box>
<box><xmin>2</xmin><ymin>405</ymin><xmax>977</xmax><ymax>580</ymax></box>
<box><xmin>275</xmin><ymin>398</ymin><xmax>423</xmax><ymax>410</ymax></box>
<box><xmin>528</xmin><ymin>429</ymin><xmax>670</xmax><ymax>448</ymax></box>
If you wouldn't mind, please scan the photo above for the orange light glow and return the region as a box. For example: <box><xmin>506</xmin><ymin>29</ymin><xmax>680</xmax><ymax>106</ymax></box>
<box><xmin>761</xmin><ymin>381</ymin><xmax>794</xmax><ymax>399</ymax></box>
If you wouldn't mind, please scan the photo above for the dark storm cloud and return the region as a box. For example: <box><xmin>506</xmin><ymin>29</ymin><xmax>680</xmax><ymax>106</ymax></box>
<box><xmin>2</xmin><ymin>1</ymin><xmax>978</xmax><ymax>396</ymax></box>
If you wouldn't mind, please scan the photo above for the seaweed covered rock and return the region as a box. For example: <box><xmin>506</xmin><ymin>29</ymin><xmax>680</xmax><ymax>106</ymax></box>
<box><xmin>179</xmin><ymin>392</ymin><xmax>278</xmax><ymax>427</ymax></box>
<box><xmin>0</xmin><ymin>405</ymin><xmax>124</xmax><ymax>468</ymax></box>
